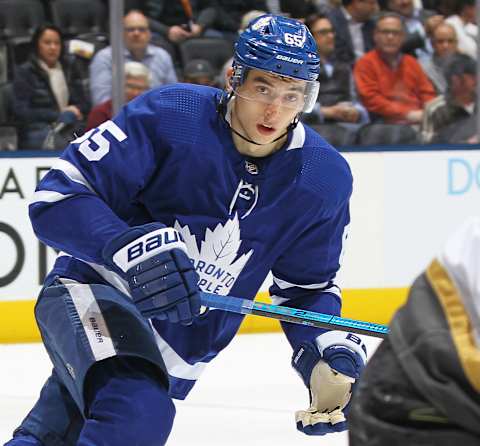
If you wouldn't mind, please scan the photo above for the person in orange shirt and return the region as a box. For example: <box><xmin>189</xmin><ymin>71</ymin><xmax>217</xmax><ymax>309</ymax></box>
<box><xmin>354</xmin><ymin>12</ymin><xmax>436</xmax><ymax>125</ymax></box>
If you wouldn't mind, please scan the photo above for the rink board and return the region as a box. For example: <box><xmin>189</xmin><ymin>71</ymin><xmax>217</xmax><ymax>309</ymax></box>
<box><xmin>0</xmin><ymin>146</ymin><xmax>479</xmax><ymax>343</ymax></box>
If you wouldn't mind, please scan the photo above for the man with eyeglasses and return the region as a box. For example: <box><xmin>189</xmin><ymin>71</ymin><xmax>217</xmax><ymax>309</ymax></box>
<box><xmin>354</xmin><ymin>12</ymin><xmax>436</xmax><ymax>125</ymax></box>
<box><xmin>303</xmin><ymin>13</ymin><xmax>369</xmax><ymax>145</ymax></box>
<box><xmin>386</xmin><ymin>0</ymin><xmax>443</xmax><ymax>60</ymax></box>
<box><xmin>89</xmin><ymin>10</ymin><xmax>177</xmax><ymax>106</ymax></box>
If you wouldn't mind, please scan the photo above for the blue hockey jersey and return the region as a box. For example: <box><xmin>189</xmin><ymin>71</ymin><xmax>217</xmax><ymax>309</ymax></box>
<box><xmin>29</xmin><ymin>84</ymin><xmax>352</xmax><ymax>399</ymax></box>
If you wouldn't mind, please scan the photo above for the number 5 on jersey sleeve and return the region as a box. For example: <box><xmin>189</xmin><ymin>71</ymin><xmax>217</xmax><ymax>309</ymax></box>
<box><xmin>72</xmin><ymin>120</ymin><xmax>128</xmax><ymax>161</ymax></box>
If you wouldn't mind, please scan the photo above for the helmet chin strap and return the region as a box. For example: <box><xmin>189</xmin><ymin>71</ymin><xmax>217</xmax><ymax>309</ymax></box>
<box><xmin>218</xmin><ymin>91</ymin><xmax>299</xmax><ymax>147</ymax></box>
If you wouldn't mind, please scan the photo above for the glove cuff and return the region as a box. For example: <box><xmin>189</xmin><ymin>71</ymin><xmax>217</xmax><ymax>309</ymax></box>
<box><xmin>291</xmin><ymin>341</ymin><xmax>321</xmax><ymax>387</ymax></box>
<box><xmin>102</xmin><ymin>223</ymin><xmax>187</xmax><ymax>275</ymax></box>
<box><xmin>315</xmin><ymin>331</ymin><xmax>367</xmax><ymax>379</ymax></box>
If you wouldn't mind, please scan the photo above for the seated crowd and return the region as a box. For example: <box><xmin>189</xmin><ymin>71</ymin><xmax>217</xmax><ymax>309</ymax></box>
<box><xmin>0</xmin><ymin>0</ymin><xmax>477</xmax><ymax>150</ymax></box>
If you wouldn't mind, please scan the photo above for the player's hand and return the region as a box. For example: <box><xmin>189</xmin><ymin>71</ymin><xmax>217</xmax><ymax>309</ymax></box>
<box><xmin>292</xmin><ymin>331</ymin><xmax>367</xmax><ymax>435</ymax></box>
<box><xmin>103</xmin><ymin>223</ymin><xmax>201</xmax><ymax>325</ymax></box>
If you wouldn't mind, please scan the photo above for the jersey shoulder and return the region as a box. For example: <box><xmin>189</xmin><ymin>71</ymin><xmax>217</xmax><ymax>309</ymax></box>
<box><xmin>127</xmin><ymin>83</ymin><xmax>222</xmax><ymax>143</ymax></box>
<box><xmin>298</xmin><ymin>124</ymin><xmax>353</xmax><ymax>208</ymax></box>
<box><xmin>142</xmin><ymin>83</ymin><xmax>221</xmax><ymax>119</ymax></box>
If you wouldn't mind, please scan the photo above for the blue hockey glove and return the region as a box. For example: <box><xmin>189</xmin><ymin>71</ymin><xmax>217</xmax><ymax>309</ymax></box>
<box><xmin>103</xmin><ymin>223</ymin><xmax>201</xmax><ymax>325</ymax></box>
<box><xmin>292</xmin><ymin>331</ymin><xmax>367</xmax><ymax>436</ymax></box>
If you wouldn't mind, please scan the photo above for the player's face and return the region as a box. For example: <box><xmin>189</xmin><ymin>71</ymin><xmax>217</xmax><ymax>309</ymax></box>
<box><xmin>37</xmin><ymin>29</ymin><xmax>62</xmax><ymax>68</ymax></box>
<box><xmin>231</xmin><ymin>70</ymin><xmax>303</xmax><ymax>156</ymax></box>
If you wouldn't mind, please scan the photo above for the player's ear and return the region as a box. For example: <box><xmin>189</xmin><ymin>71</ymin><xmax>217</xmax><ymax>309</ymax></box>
<box><xmin>225</xmin><ymin>67</ymin><xmax>234</xmax><ymax>92</ymax></box>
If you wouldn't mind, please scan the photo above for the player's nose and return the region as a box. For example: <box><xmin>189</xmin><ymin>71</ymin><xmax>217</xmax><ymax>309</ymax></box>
<box><xmin>264</xmin><ymin>101</ymin><xmax>280</xmax><ymax>118</ymax></box>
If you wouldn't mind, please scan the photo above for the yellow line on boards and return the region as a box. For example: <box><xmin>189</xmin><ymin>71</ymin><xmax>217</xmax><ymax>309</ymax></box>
<box><xmin>0</xmin><ymin>288</ymin><xmax>409</xmax><ymax>343</ymax></box>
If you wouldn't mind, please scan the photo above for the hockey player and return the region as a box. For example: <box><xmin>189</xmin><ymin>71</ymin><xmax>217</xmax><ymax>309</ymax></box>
<box><xmin>6</xmin><ymin>14</ymin><xmax>366</xmax><ymax>446</ymax></box>
<box><xmin>349</xmin><ymin>217</ymin><xmax>480</xmax><ymax>445</ymax></box>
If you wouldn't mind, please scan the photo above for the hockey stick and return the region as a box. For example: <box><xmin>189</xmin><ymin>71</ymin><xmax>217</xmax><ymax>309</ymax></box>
<box><xmin>200</xmin><ymin>292</ymin><xmax>389</xmax><ymax>339</ymax></box>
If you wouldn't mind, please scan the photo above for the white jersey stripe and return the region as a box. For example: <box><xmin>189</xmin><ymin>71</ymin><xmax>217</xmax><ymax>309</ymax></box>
<box><xmin>270</xmin><ymin>285</ymin><xmax>341</xmax><ymax>306</ymax></box>
<box><xmin>56</xmin><ymin>252</ymin><xmax>131</xmax><ymax>296</ymax></box>
<box><xmin>272</xmin><ymin>275</ymin><xmax>331</xmax><ymax>290</ymax></box>
<box><xmin>286</xmin><ymin>122</ymin><xmax>305</xmax><ymax>150</ymax></box>
<box><xmin>30</xmin><ymin>190</ymin><xmax>73</xmax><ymax>204</ymax></box>
<box><xmin>51</xmin><ymin>159</ymin><xmax>96</xmax><ymax>193</ymax></box>
<box><xmin>152</xmin><ymin>328</ymin><xmax>207</xmax><ymax>380</ymax></box>
<box><xmin>270</xmin><ymin>294</ymin><xmax>290</xmax><ymax>305</ymax></box>
<box><xmin>60</xmin><ymin>280</ymin><xmax>116</xmax><ymax>361</ymax></box>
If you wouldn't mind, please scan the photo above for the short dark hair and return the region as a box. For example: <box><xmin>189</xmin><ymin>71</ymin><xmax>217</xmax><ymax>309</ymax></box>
<box><xmin>342</xmin><ymin>0</ymin><xmax>354</xmax><ymax>6</ymax></box>
<box><xmin>374</xmin><ymin>12</ymin><xmax>406</xmax><ymax>31</ymax></box>
<box><xmin>454</xmin><ymin>0</ymin><xmax>475</xmax><ymax>14</ymax></box>
<box><xmin>443</xmin><ymin>53</ymin><xmax>476</xmax><ymax>83</ymax></box>
<box><xmin>31</xmin><ymin>24</ymin><xmax>64</xmax><ymax>59</ymax></box>
<box><xmin>304</xmin><ymin>13</ymin><xmax>330</xmax><ymax>32</ymax></box>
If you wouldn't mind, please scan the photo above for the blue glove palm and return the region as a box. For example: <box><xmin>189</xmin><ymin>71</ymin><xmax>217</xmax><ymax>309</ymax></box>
<box><xmin>292</xmin><ymin>331</ymin><xmax>367</xmax><ymax>436</ymax></box>
<box><xmin>103</xmin><ymin>223</ymin><xmax>201</xmax><ymax>325</ymax></box>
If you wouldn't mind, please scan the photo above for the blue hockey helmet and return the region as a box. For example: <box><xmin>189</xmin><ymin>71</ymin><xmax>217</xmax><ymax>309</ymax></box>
<box><xmin>231</xmin><ymin>14</ymin><xmax>320</xmax><ymax>112</ymax></box>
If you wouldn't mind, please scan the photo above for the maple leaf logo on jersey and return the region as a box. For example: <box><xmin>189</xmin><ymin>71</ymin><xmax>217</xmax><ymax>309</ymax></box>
<box><xmin>174</xmin><ymin>214</ymin><xmax>253</xmax><ymax>295</ymax></box>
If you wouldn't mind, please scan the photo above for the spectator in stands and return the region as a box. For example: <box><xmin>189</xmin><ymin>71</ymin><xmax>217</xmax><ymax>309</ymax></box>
<box><xmin>142</xmin><ymin>0</ymin><xmax>216</xmax><ymax>61</ymax></box>
<box><xmin>219</xmin><ymin>10</ymin><xmax>267</xmax><ymax>88</ymax></box>
<box><xmin>422</xmin><ymin>53</ymin><xmax>476</xmax><ymax>143</ymax></box>
<box><xmin>208</xmin><ymin>1</ymin><xmax>270</xmax><ymax>41</ymax></box>
<box><xmin>354</xmin><ymin>12</ymin><xmax>436</xmax><ymax>125</ymax></box>
<box><xmin>13</xmin><ymin>24</ymin><xmax>89</xmax><ymax>150</ymax></box>
<box><xmin>86</xmin><ymin>61</ymin><xmax>151</xmax><ymax>130</ymax></box>
<box><xmin>89</xmin><ymin>10</ymin><xmax>177</xmax><ymax>106</ymax></box>
<box><xmin>266</xmin><ymin>0</ymin><xmax>322</xmax><ymax>18</ymax></box>
<box><xmin>386</xmin><ymin>0</ymin><xmax>443</xmax><ymax>60</ymax></box>
<box><xmin>420</xmin><ymin>23</ymin><xmax>458</xmax><ymax>94</ymax></box>
<box><xmin>422</xmin><ymin>0</ymin><xmax>457</xmax><ymax>16</ymax></box>
<box><xmin>304</xmin><ymin>13</ymin><xmax>369</xmax><ymax>128</ymax></box>
<box><xmin>327</xmin><ymin>0</ymin><xmax>379</xmax><ymax>65</ymax></box>
<box><xmin>183</xmin><ymin>59</ymin><xmax>217</xmax><ymax>87</ymax></box>
<box><xmin>445</xmin><ymin>0</ymin><xmax>477</xmax><ymax>60</ymax></box>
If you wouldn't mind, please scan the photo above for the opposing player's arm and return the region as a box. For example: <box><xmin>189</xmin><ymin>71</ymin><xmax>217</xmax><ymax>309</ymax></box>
<box><xmin>29</xmin><ymin>94</ymin><xmax>162</xmax><ymax>264</ymax></box>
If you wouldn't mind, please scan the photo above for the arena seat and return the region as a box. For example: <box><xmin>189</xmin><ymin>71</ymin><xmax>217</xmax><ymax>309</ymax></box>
<box><xmin>0</xmin><ymin>125</ymin><xmax>17</xmax><ymax>150</ymax></box>
<box><xmin>179</xmin><ymin>38</ymin><xmax>234</xmax><ymax>74</ymax></box>
<box><xmin>0</xmin><ymin>41</ymin><xmax>7</xmax><ymax>84</ymax></box>
<box><xmin>0</xmin><ymin>82</ymin><xmax>16</xmax><ymax>150</ymax></box>
<box><xmin>50</xmin><ymin>0</ymin><xmax>107</xmax><ymax>38</ymax></box>
<box><xmin>0</xmin><ymin>0</ymin><xmax>46</xmax><ymax>40</ymax></box>
<box><xmin>311</xmin><ymin>124</ymin><xmax>359</xmax><ymax>147</ymax></box>
<box><xmin>356</xmin><ymin>123</ymin><xmax>420</xmax><ymax>146</ymax></box>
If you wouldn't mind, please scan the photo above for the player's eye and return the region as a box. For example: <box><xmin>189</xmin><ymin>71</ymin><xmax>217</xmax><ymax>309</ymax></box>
<box><xmin>255</xmin><ymin>85</ymin><xmax>270</xmax><ymax>95</ymax></box>
<box><xmin>283</xmin><ymin>93</ymin><xmax>301</xmax><ymax>103</ymax></box>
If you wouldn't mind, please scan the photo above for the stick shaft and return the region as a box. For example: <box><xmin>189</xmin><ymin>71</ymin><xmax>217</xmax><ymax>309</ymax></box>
<box><xmin>200</xmin><ymin>292</ymin><xmax>389</xmax><ymax>339</ymax></box>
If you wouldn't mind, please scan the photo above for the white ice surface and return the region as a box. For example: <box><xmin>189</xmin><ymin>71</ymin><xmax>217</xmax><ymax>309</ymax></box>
<box><xmin>0</xmin><ymin>333</ymin><xmax>381</xmax><ymax>445</ymax></box>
